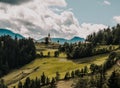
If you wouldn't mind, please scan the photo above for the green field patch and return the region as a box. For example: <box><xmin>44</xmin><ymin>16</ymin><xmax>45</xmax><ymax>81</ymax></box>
<box><xmin>2</xmin><ymin>53</ymin><xmax>109</xmax><ymax>88</ymax></box>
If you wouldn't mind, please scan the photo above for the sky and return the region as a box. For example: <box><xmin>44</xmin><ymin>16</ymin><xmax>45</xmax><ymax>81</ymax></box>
<box><xmin>66</xmin><ymin>0</ymin><xmax>120</xmax><ymax>26</ymax></box>
<box><xmin>0</xmin><ymin>0</ymin><xmax>120</xmax><ymax>40</ymax></box>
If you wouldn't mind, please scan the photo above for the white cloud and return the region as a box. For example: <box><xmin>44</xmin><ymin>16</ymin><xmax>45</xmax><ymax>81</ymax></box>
<box><xmin>103</xmin><ymin>0</ymin><xmax>111</xmax><ymax>5</ymax></box>
<box><xmin>0</xmin><ymin>0</ymin><xmax>107</xmax><ymax>40</ymax></box>
<box><xmin>113</xmin><ymin>16</ymin><xmax>120</xmax><ymax>23</ymax></box>
<box><xmin>80</xmin><ymin>23</ymin><xmax>108</xmax><ymax>38</ymax></box>
<box><xmin>44</xmin><ymin>0</ymin><xmax>67</xmax><ymax>7</ymax></box>
<box><xmin>51</xmin><ymin>8</ymin><xmax>63</xmax><ymax>12</ymax></box>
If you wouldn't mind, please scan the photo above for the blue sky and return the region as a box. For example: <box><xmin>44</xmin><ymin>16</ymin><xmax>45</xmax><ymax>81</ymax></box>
<box><xmin>66</xmin><ymin>0</ymin><xmax>120</xmax><ymax>26</ymax></box>
<box><xmin>0</xmin><ymin>0</ymin><xmax>120</xmax><ymax>39</ymax></box>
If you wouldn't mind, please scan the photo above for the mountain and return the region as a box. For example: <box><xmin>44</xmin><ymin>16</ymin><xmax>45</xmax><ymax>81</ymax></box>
<box><xmin>70</xmin><ymin>36</ymin><xmax>85</xmax><ymax>43</ymax></box>
<box><xmin>38</xmin><ymin>36</ymin><xmax>85</xmax><ymax>44</ymax></box>
<box><xmin>0</xmin><ymin>28</ymin><xmax>24</xmax><ymax>39</ymax></box>
<box><xmin>51</xmin><ymin>38</ymin><xmax>68</xmax><ymax>44</ymax></box>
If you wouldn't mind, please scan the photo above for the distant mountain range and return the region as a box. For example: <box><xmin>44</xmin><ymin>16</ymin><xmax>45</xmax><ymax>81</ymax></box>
<box><xmin>0</xmin><ymin>28</ymin><xmax>24</xmax><ymax>39</ymax></box>
<box><xmin>0</xmin><ymin>29</ymin><xmax>85</xmax><ymax>43</ymax></box>
<box><xmin>38</xmin><ymin>36</ymin><xmax>85</xmax><ymax>44</ymax></box>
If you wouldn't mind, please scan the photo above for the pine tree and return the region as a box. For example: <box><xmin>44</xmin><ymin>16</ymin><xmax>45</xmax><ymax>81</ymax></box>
<box><xmin>35</xmin><ymin>77</ymin><xmax>41</xmax><ymax>88</ymax></box>
<box><xmin>41</xmin><ymin>72</ymin><xmax>46</xmax><ymax>85</ymax></box>
<box><xmin>75</xmin><ymin>69</ymin><xmax>81</xmax><ymax>77</ymax></box>
<box><xmin>83</xmin><ymin>66</ymin><xmax>88</xmax><ymax>74</ymax></box>
<box><xmin>108</xmin><ymin>71</ymin><xmax>120</xmax><ymax>88</ymax></box>
<box><xmin>24</xmin><ymin>77</ymin><xmax>31</xmax><ymax>88</ymax></box>
<box><xmin>54</xmin><ymin>51</ymin><xmax>59</xmax><ymax>57</ymax></box>
<box><xmin>50</xmin><ymin>77</ymin><xmax>56</xmax><ymax>88</ymax></box>
<box><xmin>48</xmin><ymin>52</ymin><xmax>50</xmax><ymax>57</ymax></box>
<box><xmin>55</xmin><ymin>72</ymin><xmax>60</xmax><ymax>81</ymax></box>
<box><xmin>71</xmin><ymin>71</ymin><xmax>75</xmax><ymax>78</ymax></box>
<box><xmin>40</xmin><ymin>52</ymin><xmax>43</xmax><ymax>57</ymax></box>
<box><xmin>64</xmin><ymin>72</ymin><xmax>70</xmax><ymax>80</ymax></box>
<box><xmin>0</xmin><ymin>79</ymin><xmax>7</xmax><ymax>88</ymax></box>
<box><xmin>46</xmin><ymin>77</ymin><xmax>50</xmax><ymax>84</ymax></box>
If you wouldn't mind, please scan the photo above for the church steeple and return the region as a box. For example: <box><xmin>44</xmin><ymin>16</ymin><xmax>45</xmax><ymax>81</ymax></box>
<box><xmin>44</xmin><ymin>33</ymin><xmax>51</xmax><ymax>44</ymax></box>
<box><xmin>48</xmin><ymin>33</ymin><xmax>50</xmax><ymax>38</ymax></box>
<box><xmin>48</xmin><ymin>33</ymin><xmax>51</xmax><ymax>42</ymax></box>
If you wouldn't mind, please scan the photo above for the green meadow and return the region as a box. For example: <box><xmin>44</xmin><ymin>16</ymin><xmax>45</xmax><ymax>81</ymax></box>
<box><xmin>2</xmin><ymin>43</ymin><xmax>116</xmax><ymax>88</ymax></box>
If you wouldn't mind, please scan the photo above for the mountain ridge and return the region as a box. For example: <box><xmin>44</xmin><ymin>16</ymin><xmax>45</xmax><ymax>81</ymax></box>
<box><xmin>0</xmin><ymin>28</ymin><xmax>24</xmax><ymax>39</ymax></box>
<box><xmin>38</xmin><ymin>36</ymin><xmax>85</xmax><ymax>44</ymax></box>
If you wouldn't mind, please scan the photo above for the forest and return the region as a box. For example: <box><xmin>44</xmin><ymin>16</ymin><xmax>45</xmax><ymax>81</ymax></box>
<box><xmin>86</xmin><ymin>24</ymin><xmax>120</xmax><ymax>45</ymax></box>
<box><xmin>58</xmin><ymin>24</ymin><xmax>120</xmax><ymax>59</ymax></box>
<box><xmin>0</xmin><ymin>35</ymin><xmax>36</xmax><ymax>77</ymax></box>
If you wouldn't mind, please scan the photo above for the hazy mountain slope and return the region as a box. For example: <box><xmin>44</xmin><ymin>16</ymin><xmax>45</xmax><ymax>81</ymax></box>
<box><xmin>0</xmin><ymin>28</ymin><xmax>24</xmax><ymax>39</ymax></box>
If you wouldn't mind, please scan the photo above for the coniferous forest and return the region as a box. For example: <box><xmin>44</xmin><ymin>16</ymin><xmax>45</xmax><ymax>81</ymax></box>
<box><xmin>0</xmin><ymin>35</ymin><xmax>36</xmax><ymax>77</ymax></box>
<box><xmin>86</xmin><ymin>24</ymin><xmax>120</xmax><ymax>45</ymax></box>
<box><xmin>58</xmin><ymin>24</ymin><xmax>120</xmax><ymax>59</ymax></box>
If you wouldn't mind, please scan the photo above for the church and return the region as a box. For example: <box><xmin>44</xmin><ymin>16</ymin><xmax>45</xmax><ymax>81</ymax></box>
<box><xmin>44</xmin><ymin>33</ymin><xmax>51</xmax><ymax>44</ymax></box>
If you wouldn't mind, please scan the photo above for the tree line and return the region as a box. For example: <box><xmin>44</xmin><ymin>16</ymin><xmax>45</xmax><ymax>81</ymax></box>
<box><xmin>17</xmin><ymin>72</ymin><xmax>56</xmax><ymax>88</ymax></box>
<box><xmin>58</xmin><ymin>24</ymin><xmax>120</xmax><ymax>59</ymax></box>
<box><xmin>75</xmin><ymin>51</ymin><xmax>120</xmax><ymax>88</ymax></box>
<box><xmin>86</xmin><ymin>24</ymin><xmax>120</xmax><ymax>45</ymax></box>
<box><xmin>0</xmin><ymin>35</ymin><xmax>36</xmax><ymax>77</ymax></box>
<box><xmin>36</xmin><ymin>51</ymin><xmax>59</xmax><ymax>58</ymax></box>
<box><xmin>58</xmin><ymin>42</ymin><xmax>114</xmax><ymax>59</ymax></box>
<box><xmin>75</xmin><ymin>70</ymin><xmax>120</xmax><ymax>88</ymax></box>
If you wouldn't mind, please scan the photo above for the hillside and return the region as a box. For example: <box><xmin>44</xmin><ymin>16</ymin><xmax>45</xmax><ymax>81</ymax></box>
<box><xmin>0</xmin><ymin>29</ymin><xmax>24</xmax><ymax>39</ymax></box>
<box><xmin>2</xmin><ymin>43</ymin><xmax>110</xmax><ymax>88</ymax></box>
<box><xmin>0</xmin><ymin>39</ymin><xmax>119</xmax><ymax>88</ymax></box>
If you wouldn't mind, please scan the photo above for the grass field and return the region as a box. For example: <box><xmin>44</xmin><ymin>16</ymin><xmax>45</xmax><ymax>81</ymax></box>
<box><xmin>3</xmin><ymin>53</ymin><xmax>108</xmax><ymax>88</ymax></box>
<box><xmin>3</xmin><ymin>43</ymin><xmax>117</xmax><ymax>88</ymax></box>
<box><xmin>96</xmin><ymin>45</ymin><xmax>119</xmax><ymax>50</ymax></box>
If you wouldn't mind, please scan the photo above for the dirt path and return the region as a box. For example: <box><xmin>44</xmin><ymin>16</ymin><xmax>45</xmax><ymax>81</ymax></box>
<box><xmin>2</xmin><ymin>66</ymin><xmax>40</xmax><ymax>86</ymax></box>
<box><xmin>56</xmin><ymin>79</ymin><xmax>77</xmax><ymax>88</ymax></box>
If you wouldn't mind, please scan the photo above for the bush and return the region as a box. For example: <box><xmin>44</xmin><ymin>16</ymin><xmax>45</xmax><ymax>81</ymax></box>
<box><xmin>54</xmin><ymin>51</ymin><xmax>59</xmax><ymax>57</ymax></box>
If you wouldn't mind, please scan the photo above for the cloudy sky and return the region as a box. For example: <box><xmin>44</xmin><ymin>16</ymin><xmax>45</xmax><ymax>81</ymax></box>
<box><xmin>0</xmin><ymin>0</ymin><xmax>120</xmax><ymax>39</ymax></box>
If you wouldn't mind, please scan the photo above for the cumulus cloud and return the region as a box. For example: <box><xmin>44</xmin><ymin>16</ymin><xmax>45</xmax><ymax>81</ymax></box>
<box><xmin>113</xmin><ymin>16</ymin><xmax>120</xmax><ymax>23</ymax></box>
<box><xmin>44</xmin><ymin>0</ymin><xmax>67</xmax><ymax>7</ymax></box>
<box><xmin>0</xmin><ymin>0</ymin><xmax>32</xmax><ymax>5</ymax></box>
<box><xmin>103</xmin><ymin>0</ymin><xmax>111</xmax><ymax>5</ymax></box>
<box><xmin>0</xmin><ymin>0</ymin><xmax>107</xmax><ymax>40</ymax></box>
<box><xmin>80</xmin><ymin>23</ymin><xmax>107</xmax><ymax>38</ymax></box>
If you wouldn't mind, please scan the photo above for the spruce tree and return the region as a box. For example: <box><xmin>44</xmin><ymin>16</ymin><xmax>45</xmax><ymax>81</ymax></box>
<box><xmin>50</xmin><ymin>77</ymin><xmax>56</xmax><ymax>88</ymax></box>
<box><xmin>55</xmin><ymin>72</ymin><xmax>60</xmax><ymax>81</ymax></box>
<box><xmin>41</xmin><ymin>72</ymin><xmax>46</xmax><ymax>85</ymax></box>
<box><xmin>64</xmin><ymin>72</ymin><xmax>70</xmax><ymax>80</ymax></box>
<box><xmin>71</xmin><ymin>71</ymin><xmax>75</xmax><ymax>78</ymax></box>
<box><xmin>108</xmin><ymin>71</ymin><xmax>120</xmax><ymax>88</ymax></box>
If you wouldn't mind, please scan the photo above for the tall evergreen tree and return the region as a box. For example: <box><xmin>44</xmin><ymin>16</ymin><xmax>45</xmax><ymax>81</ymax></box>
<box><xmin>108</xmin><ymin>71</ymin><xmax>120</xmax><ymax>88</ymax></box>
<box><xmin>41</xmin><ymin>72</ymin><xmax>46</xmax><ymax>85</ymax></box>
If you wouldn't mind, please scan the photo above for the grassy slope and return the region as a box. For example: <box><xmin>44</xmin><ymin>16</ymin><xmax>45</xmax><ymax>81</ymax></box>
<box><xmin>3</xmin><ymin>43</ymin><xmax>113</xmax><ymax>88</ymax></box>
<box><xmin>96</xmin><ymin>45</ymin><xmax>119</xmax><ymax>49</ymax></box>
<box><xmin>4</xmin><ymin>53</ymin><xmax>108</xmax><ymax>88</ymax></box>
<box><xmin>57</xmin><ymin>49</ymin><xmax>120</xmax><ymax>88</ymax></box>
<box><xmin>106</xmin><ymin>49</ymin><xmax>120</xmax><ymax>76</ymax></box>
